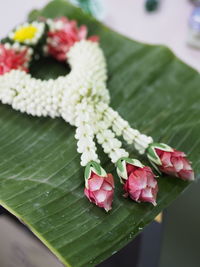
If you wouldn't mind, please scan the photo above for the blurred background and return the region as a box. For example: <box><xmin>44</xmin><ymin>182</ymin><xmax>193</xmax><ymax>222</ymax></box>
<box><xmin>0</xmin><ymin>1</ymin><xmax>199</xmax><ymax>267</ymax></box>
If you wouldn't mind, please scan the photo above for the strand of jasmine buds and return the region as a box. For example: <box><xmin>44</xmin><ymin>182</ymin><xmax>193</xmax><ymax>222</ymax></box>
<box><xmin>93</xmin><ymin>105</ymin><xmax>129</xmax><ymax>163</ymax></box>
<box><xmin>96</xmin><ymin>102</ymin><xmax>153</xmax><ymax>155</ymax></box>
<box><xmin>74</xmin><ymin>101</ymin><xmax>100</xmax><ymax>166</ymax></box>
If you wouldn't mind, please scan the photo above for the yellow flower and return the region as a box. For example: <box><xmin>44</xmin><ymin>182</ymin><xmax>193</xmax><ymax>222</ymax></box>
<box><xmin>9</xmin><ymin>22</ymin><xmax>45</xmax><ymax>45</ymax></box>
<box><xmin>13</xmin><ymin>25</ymin><xmax>38</xmax><ymax>42</ymax></box>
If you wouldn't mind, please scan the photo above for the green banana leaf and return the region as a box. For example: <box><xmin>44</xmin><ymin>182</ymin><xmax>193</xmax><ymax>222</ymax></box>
<box><xmin>0</xmin><ymin>0</ymin><xmax>199</xmax><ymax>266</ymax></box>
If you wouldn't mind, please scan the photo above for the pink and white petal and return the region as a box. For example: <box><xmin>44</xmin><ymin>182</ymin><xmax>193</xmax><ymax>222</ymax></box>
<box><xmin>143</xmin><ymin>167</ymin><xmax>157</xmax><ymax>187</ymax></box>
<box><xmin>182</xmin><ymin>158</ymin><xmax>192</xmax><ymax>171</ymax></box>
<box><xmin>101</xmin><ymin>181</ymin><xmax>113</xmax><ymax>191</ymax></box>
<box><xmin>123</xmin><ymin>181</ymin><xmax>129</xmax><ymax>193</ymax></box>
<box><xmin>143</xmin><ymin>166</ymin><xmax>154</xmax><ymax>176</ymax></box>
<box><xmin>171</xmin><ymin>157</ymin><xmax>184</xmax><ymax>172</ymax></box>
<box><xmin>129</xmin><ymin>170</ymin><xmax>147</xmax><ymax>190</ymax></box>
<box><xmin>126</xmin><ymin>163</ymin><xmax>136</xmax><ymax>175</ymax></box>
<box><xmin>140</xmin><ymin>188</ymin><xmax>157</xmax><ymax>205</ymax></box>
<box><xmin>78</xmin><ymin>25</ymin><xmax>88</xmax><ymax>40</ymax></box>
<box><xmin>84</xmin><ymin>189</ymin><xmax>98</xmax><ymax>205</ymax></box>
<box><xmin>147</xmin><ymin>176</ymin><xmax>157</xmax><ymax>188</ymax></box>
<box><xmin>103</xmin><ymin>191</ymin><xmax>114</xmax><ymax>212</ymax></box>
<box><xmin>88</xmin><ymin>176</ymin><xmax>104</xmax><ymax>191</ymax></box>
<box><xmin>141</xmin><ymin>188</ymin><xmax>153</xmax><ymax>199</ymax></box>
<box><xmin>93</xmin><ymin>189</ymin><xmax>107</xmax><ymax>203</ymax></box>
<box><xmin>160</xmin><ymin>151</ymin><xmax>173</xmax><ymax>167</ymax></box>
<box><xmin>178</xmin><ymin>170</ymin><xmax>195</xmax><ymax>181</ymax></box>
<box><xmin>105</xmin><ymin>173</ymin><xmax>114</xmax><ymax>187</ymax></box>
<box><xmin>172</xmin><ymin>150</ymin><xmax>186</xmax><ymax>157</ymax></box>
<box><xmin>155</xmin><ymin>148</ymin><xmax>163</xmax><ymax>157</ymax></box>
<box><xmin>160</xmin><ymin>166</ymin><xmax>177</xmax><ymax>177</ymax></box>
<box><xmin>129</xmin><ymin>189</ymin><xmax>141</xmax><ymax>202</ymax></box>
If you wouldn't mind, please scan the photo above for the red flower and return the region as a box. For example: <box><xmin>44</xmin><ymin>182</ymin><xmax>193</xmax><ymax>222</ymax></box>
<box><xmin>155</xmin><ymin>148</ymin><xmax>194</xmax><ymax>181</ymax></box>
<box><xmin>123</xmin><ymin>164</ymin><xmax>158</xmax><ymax>206</ymax></box>
<box><xmin>0</xmin><ymin>44</ymin><xmax>29</xmax><ymax>75</ymax></box>
<box><xmin>47</xmin><ymin>17</ymin><xmax>99</xmax><ymax>61</ymax></box>
<box><xmin>84</xmin><ymin>172</ymin><xmax>114</xmax><ymax>212</ymax></box>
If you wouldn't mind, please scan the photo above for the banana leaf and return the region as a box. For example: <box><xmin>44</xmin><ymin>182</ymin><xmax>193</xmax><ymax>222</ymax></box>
<box><xmin>0</xmin><ymin>0</ymin><xmax>199</xmax><ymax>266</ymax></box>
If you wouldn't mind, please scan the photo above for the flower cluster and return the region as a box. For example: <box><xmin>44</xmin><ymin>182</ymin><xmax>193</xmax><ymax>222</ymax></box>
<box><xmin>117</xmin><ymin>158</ymin><xmax>158</xmax><ymax>205</ymax></box>
<box><xmin>147</xmin><ymin>143</ymin><xmax>194</xmax><ymax>181</ymax></box>
<box><xmin>1</xmin><ymin>17</ymin><xmax>99</xmax><ymax>75</ymax></box>
<box><xmin>9</xmin><ymin>22</ymin><xmax>45</xmax><ymax>45</ymax></box>
<box><xmin>0</xmin><ymin>40</ymin><xmax>108</xmax><ymax>119</ymax></box>
<box><xmin>45</xmin><ymin>17</ymin><xmax>99</xmax><ymax>61</ymax></box>
<box><xmin>84</xmin><ymin>162</ymin><xmax>114</xmax><ymax>211</ymax></box>
<box><xmin>0</xmin><ymin>43</ymin><xmax>33</xmax><ymax>75</ymax></box>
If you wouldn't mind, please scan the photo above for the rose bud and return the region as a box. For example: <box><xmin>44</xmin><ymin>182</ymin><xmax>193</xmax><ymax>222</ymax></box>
<box><xmin>47</xmin><ymin>17</ymin><xmax>99</xmax><ymax>61</ymax></box>
<box><xmin>0</xmin><ymin>44</ymin><xmax>30</xmax><ymax>75</ymax></box>
<box><xmin>147</xmin><ymin>143</ymin><xmax>194</xmax><ymax>181</ymax></box>
<box><xmin>84</xmin><ymin>161</ymin><xmax>114</xmax><ymax>212</ymax></box>
<box><xmin>116</xmin><ymin>158</ymin><xmax>158</xmax><ymax>206</ymax></box>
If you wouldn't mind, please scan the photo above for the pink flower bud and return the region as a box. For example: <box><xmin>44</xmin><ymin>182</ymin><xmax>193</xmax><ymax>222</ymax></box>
<box><xmin>117</xmin><ymin>158</ymin><xmax>158</xmax><ymax>206</ymax></box>
<box><xmin>156</xmin><ymin>148</ymin><xmax>194</xmax><ymax>180</ymax></box>
<box><xmin>84</xmin><ymin>162</ymin><xmax>114</xmax><ymax>211</ymax></box>
<box><xmin>0</xmin><ymin>44</ymin><xmax>30</xmax><ymax>75</ymax></box>
<box><xmin>147</xmin><ymin>143</ymin><xmax>194</xmax><ymax>181</ymax></box>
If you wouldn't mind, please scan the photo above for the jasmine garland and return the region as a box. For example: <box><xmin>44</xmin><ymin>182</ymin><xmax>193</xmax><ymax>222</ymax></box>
<box><xmin>0</xmin><ymin>17</ymin><xmax>194</xmax><ymax>212</ymax></box>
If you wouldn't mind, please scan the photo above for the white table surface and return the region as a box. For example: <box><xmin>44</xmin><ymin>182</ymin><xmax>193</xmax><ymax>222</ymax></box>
<box><xmin>0</xmin><ymin>0</ymin><xmax>199</xmax><ymax>72</ymax></box>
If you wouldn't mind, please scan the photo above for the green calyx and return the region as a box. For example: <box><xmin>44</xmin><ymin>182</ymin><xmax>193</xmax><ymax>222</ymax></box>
<box><xmin>147</xmin><ymin>142</ymin><xmax>173</xmax><ymax>166</ymax></box>
<box><xmin>84</xmin><ymin>161</ymin><xmax>107</xmax><ymax>186</ymax></box>
<box><xmin>116</xmin><ymin>157</ymin><xmax>144</xmax><ymax>183</ymax></box>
